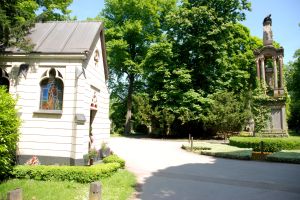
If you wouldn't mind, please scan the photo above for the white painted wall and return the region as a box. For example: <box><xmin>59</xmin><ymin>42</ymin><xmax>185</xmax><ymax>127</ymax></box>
<box><xmin>1</xmin><ymin>36</ymin><xmax>110</xmax><ymax>164</ymax></box>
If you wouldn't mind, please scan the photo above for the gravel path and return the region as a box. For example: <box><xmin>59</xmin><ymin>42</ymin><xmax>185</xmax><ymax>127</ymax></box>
<box><xmin>108</xmin><ymin>137</ymin><xmax>300</xmax><ymax>200</ymax></box>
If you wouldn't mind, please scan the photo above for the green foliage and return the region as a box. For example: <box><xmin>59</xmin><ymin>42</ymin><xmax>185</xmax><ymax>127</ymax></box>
<box><xmin>0</xmin><ymin>87</ymin><xmax>21</xmax><ymax>181</ymax></box>
<box><xmin>142</xmin><ymin>0</ymin><xmax>258</xmax><ymax>136</ymax></box>
<box><xmin>266</xmin><ymin>150</ymin><xmax>300</xmax><ymax>164</ymax></box>
<box><xmin>250</xmin><ymin>86</ymin><xmax>272</xmax><ymax>133</ymax></box>
<box><xmin>229</xmin><ymin>136</ymin><xmax>300</xmax><ymax>152</ymax></box>
<box><xmin>100</xmin><ymin>0</ymin><xmax>177</xmax><ymax>134</ymax></box>
<box><xmin>0</xmin><ymin>0</ymin><xmax>37</xmax><ymax>50</ymax></box>
<box><xmin>182</xmin><ymin>142</ymin><xmax>252</xmax><ymax>160</ymax></box>
<box><xmin>0</xmin><ymin>0</ymin><xmax>73</xmax><ymax>51</ymax></box>
<box><xmin>103</xmin><ymin>0</ymin><xmax>265</xmax><ymax>137</ymax></box>
<box><xmin>0</xmin><ymin>170</ymin><xmax>136</xmax><ymax>200</ymax></box>
<box><xmin>88</xmin><ymin>148</ymin><xmax>98</xmax><ymax>159</ymax></box>
<box><xmin>103</xmin><ymin>154</ymin><xmax>125</xmax><ymax>168</ymax></box>
<box><xmin>166</xmin><ymin>1</ymin><xmax>255</xmax><ymax>94</ymax></box>
<box><xmin>12</xmin><ymin>162</ymin><xmax>121</xmax><ymax>183</ymax></box>
<box><xmin>101</xmin><ymin>170</ymin><xmax>137</xmax><ymax>200</ymax></box>
<box><xmin>35</xmin><ymin>0</ymin><xmax>74</xmax><ymax>21</ymax></box>
<box><xmin>203</xmin><ymin>91</ymin><xmax>251</xmax><ymax>134</ymax></box>
<box><xmin>0</xmin><ymin>179</ymin><xmax>87</xmax><ymax>200</ymax></box>
<box><xmin>286</xmin><ymin>49</ymin><xmax>300</xmax><ymax>131</ymax></box>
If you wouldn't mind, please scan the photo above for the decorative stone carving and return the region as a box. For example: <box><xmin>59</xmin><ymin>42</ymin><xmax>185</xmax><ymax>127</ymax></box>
<box><xmin>263</xmin><ymin>14</ymin><xmax>273</xmax><ymax>46</ymax></box>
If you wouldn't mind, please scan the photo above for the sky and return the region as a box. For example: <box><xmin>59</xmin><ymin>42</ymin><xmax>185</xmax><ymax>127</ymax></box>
<box><xmin>69</xmin><ymin>0</ymin><xmax>300</xmax><ymax>64</ymax></box>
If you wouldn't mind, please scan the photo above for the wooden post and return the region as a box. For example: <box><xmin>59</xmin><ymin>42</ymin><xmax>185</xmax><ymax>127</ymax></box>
<box><xmin>191</xmin><ymin>137</ymin><xmax>193</xmax><ymax>151</ymax></box>
<box><xmin>7</xmin><ymin>188</ymin><xmax>22</xmax><ymax>200</ymax></box>
<box><xmin>89</xmin><ymin>182</ymin><xmax>101</xmax><ymax>200</ymax></box>
<box><xmin>260</xmin><ymin>141</ymin><xmax>264</xmax><ymax>155</ymax></box>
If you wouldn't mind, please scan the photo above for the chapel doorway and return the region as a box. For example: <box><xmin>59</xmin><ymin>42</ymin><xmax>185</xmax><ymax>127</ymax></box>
<box><xmin>89</xmin><ymin>110</ymin><xmax>97</xmax><ymax>150</ymax></box>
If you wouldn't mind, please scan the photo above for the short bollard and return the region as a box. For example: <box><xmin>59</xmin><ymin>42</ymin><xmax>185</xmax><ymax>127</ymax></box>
<box><xmin>191</xmin><ymin>137</ymin><xmax>194</xmax><ymax>151</ymax></box>
<box><xmin>89</xmin><ymin>182</ymin><xmax>102</xmax><ymax>200</ymax></box>
<box><xmin>7</xmin><ymin>188</ymin><xmax>22</xmax><ymax>200</ymax></box>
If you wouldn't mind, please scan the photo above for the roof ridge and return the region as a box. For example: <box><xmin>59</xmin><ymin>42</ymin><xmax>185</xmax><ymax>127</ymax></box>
<box><xmin>37</xmin><ymin>21</ymin><xmax>102</xmax><ymax>23</ymax></box>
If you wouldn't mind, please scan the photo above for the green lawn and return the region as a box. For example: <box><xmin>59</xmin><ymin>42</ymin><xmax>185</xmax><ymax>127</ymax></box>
<box><xmin>182</xmin><ymin>141</ymin><xmax>300</xmax><ymax>163</ymax></box>
<box><xmin>266</xmin><ymin>150</ymin><xmax>300</xmax><ymax>164</ymax></box>
<box><xmin>0</xmin><ymin>170</ymin><xmax>136</xmax><ymax>200</ymax></box>
<box><xmin>183</xmin><ymin>142</ymin><xmax>252</xmax><ymax>160</ymax></box>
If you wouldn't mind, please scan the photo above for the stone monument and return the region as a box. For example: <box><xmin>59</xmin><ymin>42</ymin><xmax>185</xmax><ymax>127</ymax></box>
<box><xmin>254</xmin><ymin>15</ymin><xmax>288</xmax><ymax>137</ymax></box>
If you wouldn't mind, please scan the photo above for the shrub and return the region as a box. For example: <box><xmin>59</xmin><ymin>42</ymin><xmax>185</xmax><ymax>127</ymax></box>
<box><xmin>12</xmin><ymin>162</ymin><xmax>121</xmax><ymax>183</ymax></box>
<box><xmin>0</xmin><ymin>87</ymin><xmax>21</xmax><ymax>180</ymax></box>
<box><xmin>229</xmin><ymin>136</ymin><xmax>300</xmax><ymax>152</ymax></box>
<box><xmin>103</xmin><ymin>154</ymin><xmax>125</xmax><ymax>168</ymax></box>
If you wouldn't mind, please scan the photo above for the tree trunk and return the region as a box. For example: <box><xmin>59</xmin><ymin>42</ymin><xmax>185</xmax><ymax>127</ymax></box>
<box><xmin>124</xmin><ymin>74</ymin><xmax>134</xmax><ymax>135</ymax></box>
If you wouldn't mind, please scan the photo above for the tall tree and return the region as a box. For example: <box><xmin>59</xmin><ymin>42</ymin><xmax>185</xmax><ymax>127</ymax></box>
<box><xmin>35</xmin><ymin>0</ymin><xmax>74</xmax><ymax>21</ymax></box>
<box><xmin>143</xmin><ymin>0</ymin><xmax>257</xmax><ymax>136</ymax></box>
<box><xmin>101</xmin><ymin>0</ymin><xmax>176</xmax><ymax>134</ymax></box>
<box><xmin>0</xmin><ymin>0</ymin><xmax>74</xmax><ymax>51</ymax></box>
<box><xmin>286</xmin><ymin>49</ymin><xmax>300</xmax><ymax>131</ymax></box>
<box><xmin>166</xmin><ymin>0</ymin><xmax>253</xmax><ymax>94</ymax></box>
<box><xmin>0</xmin><ymin>0</ymin><xmax>38</xmax><ymax>51</ymax></box>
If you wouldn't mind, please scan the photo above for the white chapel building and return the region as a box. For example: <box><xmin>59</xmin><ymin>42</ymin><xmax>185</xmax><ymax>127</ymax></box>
<box><xmin>0</xmin><ymin>21</ymin><xmax>110</xmax><ymax>165</ymax></box>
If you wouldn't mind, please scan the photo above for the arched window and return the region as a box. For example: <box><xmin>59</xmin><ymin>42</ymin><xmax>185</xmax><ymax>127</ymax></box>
<box><xmin>0</xmin><ymin>68</ymin><xmax>10</xmax><ymax>92</ymax></box>
<box><xmin>40</xmin><ymin>68</ymin><xmax>64</xmax><ymax>110</ymax></box>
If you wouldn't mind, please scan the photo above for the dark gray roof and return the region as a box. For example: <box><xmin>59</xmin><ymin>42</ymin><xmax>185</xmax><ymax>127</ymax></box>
<box><xmin>4</xmin><ymin>21</ymin><xmax>109</xmax><ymax>80</ymax></box>
<box><xmin>10</xmin><ymin>21</ymin><xmax>103</xmax><ymax>54</ymax></box>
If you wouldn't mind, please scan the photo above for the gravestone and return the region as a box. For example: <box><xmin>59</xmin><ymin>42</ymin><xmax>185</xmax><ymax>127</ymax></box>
<box><xmin>254</xmin><ymin>15</ymin><xmax>288</xmax><ymax>137</ymax></box>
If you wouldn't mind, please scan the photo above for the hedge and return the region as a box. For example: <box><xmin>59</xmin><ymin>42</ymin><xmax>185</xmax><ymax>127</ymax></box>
<box><xmin>12</xmin><ymin>162</ymin><xmax>121</xmax><ymax>183</ymax></box>
<box><xmin>229</xmin><ymin>137</ymin><xmax>300</xmax><ymax>152</ymax></box>
<box><xmin>103</xmin><ymin>154</ymin><xmax>125</xmax><ymax>168</ymax></box>
<box><xmin>266</xmin><ymin>150</ymin><xmax>300</xmax><ymax>164</ymax></box>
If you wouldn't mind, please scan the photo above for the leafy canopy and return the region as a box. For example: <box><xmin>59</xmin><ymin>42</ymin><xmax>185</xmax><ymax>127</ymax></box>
<box><xmin>0</xmin><ymin>0</ymin><xmax>73</xmax><ymax>51</ymax></box>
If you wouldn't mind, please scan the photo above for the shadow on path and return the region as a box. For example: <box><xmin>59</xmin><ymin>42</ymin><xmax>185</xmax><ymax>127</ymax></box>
<box><xmin>138</xmin><ymin>160</ymin><xmax>300</xmax><ymax>200</ymax></box>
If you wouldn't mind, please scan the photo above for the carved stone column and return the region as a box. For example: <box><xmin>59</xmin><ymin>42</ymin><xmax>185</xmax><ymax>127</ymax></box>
<box><xmin>260</xmin><ymin>57</ymin><xmax>266</xmax><ymax>88</ymax></box>
<box><xmin>273</xmin><ymin>56</ymin><xmax>278</xmax><ymax>96</ymax></box>
<box><xmin>278</xmin><ymin>55</ymin><xmax>284</xmax><ymax>95</ymax></box>
<box><xmin>256</xmin><ymin>59</ymin><xmax>260</xmax><ymax>79</ymax></box>
<box><xmin>279</xmin><ymin>56</ymin><xmax>284</xmax><ymax>88</ymax></box>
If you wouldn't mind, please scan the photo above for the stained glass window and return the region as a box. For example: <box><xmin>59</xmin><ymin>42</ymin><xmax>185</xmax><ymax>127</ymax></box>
<box><xmin>39</xmin><ymin>68</ymin><xmax>64</xmax><ymax>110</ymax></box>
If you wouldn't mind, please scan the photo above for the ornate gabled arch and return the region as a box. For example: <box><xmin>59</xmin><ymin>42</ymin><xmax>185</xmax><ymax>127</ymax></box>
<box><xmin>39</xmin><ymin>68</ymin><xmax>64</xmax><ymax>110</ymax></box>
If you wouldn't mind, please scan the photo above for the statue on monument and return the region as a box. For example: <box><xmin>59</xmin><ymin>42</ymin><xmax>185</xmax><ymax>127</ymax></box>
<box><xmin>263</xmin><ymin>14</ymin><xmax>272</xmax><ymax>25</ymax></box>
<box><xmin>263</xmin><ymin>14</ymin><xmax>273</xmax><ymax>45</ymax></box>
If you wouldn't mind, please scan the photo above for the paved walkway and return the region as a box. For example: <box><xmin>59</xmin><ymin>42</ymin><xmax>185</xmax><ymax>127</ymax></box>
<box><xmin>108</xmin><ymin>137</ymin><xmax>300</xmax><ymax>200</ymax></box>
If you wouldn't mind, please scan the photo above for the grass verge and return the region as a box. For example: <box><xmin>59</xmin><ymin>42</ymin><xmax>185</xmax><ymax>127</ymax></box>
<box><xmin>182</xmin><ymin>142</ymin><xmax>300</xmax><ymax>164</ymax></box>
<box><xmin>0</xmin><ymin>170</ymin><xmax>136</xmax><ymax>200</ymax></box>
<box><xmin>182</xmin><ymin>142</ymin><xmax>252</xmax><ymax>160</ymax></box>
<box><xmin>266</xmin><ymin>150</ymin><xmax>300</xmax><ymax>164</ymax></box>
<box><xmin>0</xmin><ymin>179</ymin><xmax>87</xmax><ymax>200</ymax></box>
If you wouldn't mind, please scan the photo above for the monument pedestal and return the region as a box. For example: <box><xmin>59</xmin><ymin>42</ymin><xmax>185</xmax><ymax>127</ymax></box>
<box><xmin>260</xmin><ymin>101</ymin><xmax>288</xmax><ymax>137</ymax></box>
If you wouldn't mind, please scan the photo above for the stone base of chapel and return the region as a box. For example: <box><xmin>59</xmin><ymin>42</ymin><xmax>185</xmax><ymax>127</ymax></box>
<box><xmin>17</xmin><ymin>155</ymin><xmax>85</xmax><ymax>166</ymax></box>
